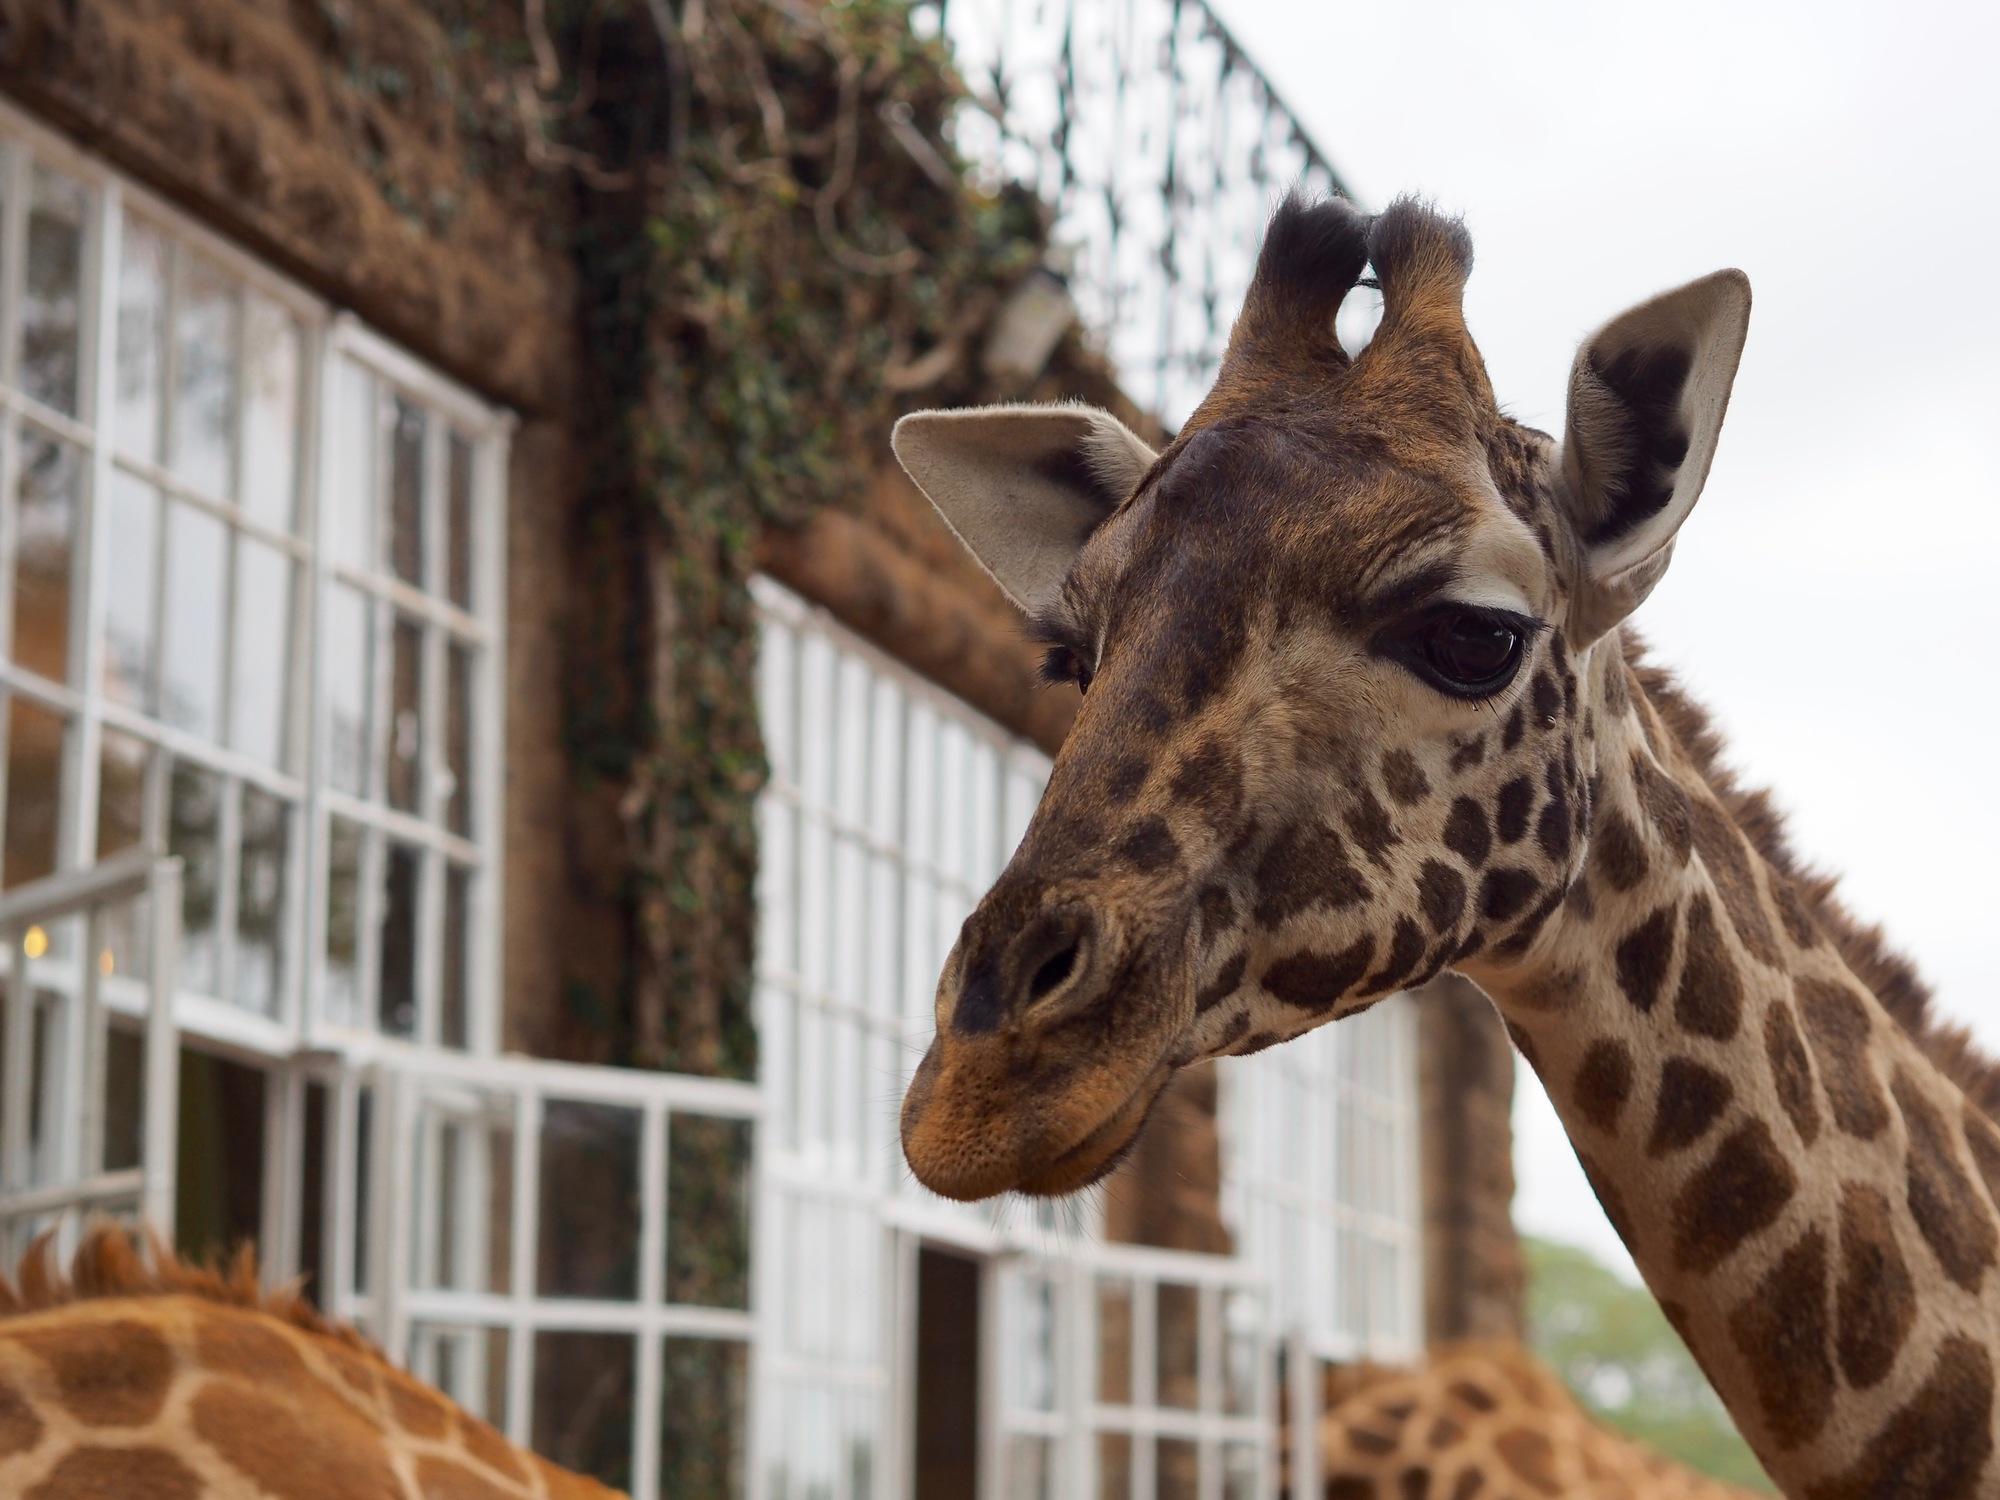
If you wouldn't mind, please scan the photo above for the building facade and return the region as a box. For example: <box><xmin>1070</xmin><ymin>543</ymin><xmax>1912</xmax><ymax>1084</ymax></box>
<box><xmin>0</xmin><ymin>2</ymin><xmax>1519</xmax><ymax>1496</ymax></box>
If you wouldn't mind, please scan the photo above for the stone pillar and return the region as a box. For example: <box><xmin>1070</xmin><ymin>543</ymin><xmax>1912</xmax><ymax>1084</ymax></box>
<box><xmin>1416</xmin><ymin>973</ymin><xmax>1526</xmax><ymax>1343</ymax></box>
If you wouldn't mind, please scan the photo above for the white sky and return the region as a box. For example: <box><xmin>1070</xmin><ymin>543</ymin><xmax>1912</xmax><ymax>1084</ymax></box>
<box><xmin>1215</xmin><ymin>0</ymin><xmax>2000</xmax><ymax>1276</ymax></box>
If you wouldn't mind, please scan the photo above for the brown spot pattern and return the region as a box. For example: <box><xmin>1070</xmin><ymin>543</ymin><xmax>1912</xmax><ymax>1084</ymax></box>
<box><xmin>1687</xmin><ymin>797</ymin><xmax>1781</xmax><ymax>967</ymax></box>
<box><xmin>1252</xmin><ymin>820</ymin><xmax>1368</xmax><ymax>926</ymax></box>
<box><xmin>1416</xmin><ymin>860</ymin><xmax>1466</xmax><ymax>933</ymax></box>
<box><xmin>1381</xmin><ymin>749</ymin><xmax>1431</xmax><ymax>806</ymax></box>
<box><xmin>1495</xmin><ymin>777</ymin><xmax>1534</xmax><ymax>843</ymax></box>
<box><xmin>1364</xmin><ymin>917</ymin><xmax>1428</xmax><ymax>994</ymax></box>
<box><xmin>195</xmin><ymin>1314</ymin><xmax>310</xmax><ymax>1387</ymax></box>
<box><xmin>1195</xmin><ymin>951</ymin><xmax>1247</xmax><ymax>1013</ymax></box>
<box><xmin>1672</xmin><ymin>893</ymin><xmax>1742</xmax><ymax>1041</ymax></box>
<box><xmin>1262</xmin><ymin>936</ymin><xmax>1374</xmax><ymax>1013</ymax></box>
<box><xmin>1672</xmin><ymin>1119</ymin><xmax>1795</xmax><ymax>1274</ymax></box>
<box><xmin>1494</xmin><ymin>1426</ymin><xmax>1561</xmax><ymax>1496</ymax></box>
<box><xmin>1765</xmin><ymin>999</ymin><xmax>1821</xmax><ymax>1146</ymax></box>
<box><xmin>25</xmin><ymin>1446</ymin><xmax>201</xmax><ymax>1500</ymax></box>
<box><xmin>1593</xmin><ymin>810</ymin><xmax>1649</xmax><ymax>892</ymax></box>
<box><xmin>1727</xmin><ymin>1225</ymin><xmax>1834</xmax><ymax>1450</ymax></box>
<box><xmin>387</xmin><ymin>1370</ymin><xmax>452</xmax><ymax>1439</ymax></box>
<box><xmin>415</xmin><ymin>1454</ymin><xmax>517</xmax><ymax>1499</ymax></box>
<box><xmin>1646</xmin><ymin>1057</ymin><xmax>1733</xmax><ymax>1156</ymax></box>
<box><xmin>1804</xmin><ymin>1338</ymin><xmax>1994</xmax><ymax>1500</ymax></box>
<box><xmin>1613</xmin><ymin>904</ymin><xmax>1676</xmax><ymax>1012</ymax></box>
<box><xmin>1966</xmin><ymin>1107</ymin><xmax>2000</xmax><ymax>1214</ymax></box>
<box><xmin>1442</xmin><ymin>798</ymin><xmax>1491</xmax><ymax>868</ymax></box>
<box><xmin>1345</xmin><ymin>789</ymin><xmax>1400</xmax><ymax>865</ymax></box>
<box><xmin>1630</xmin><ymin>753</ymin><xmax>1692</xmax><ymax>863</ymax></box>
<box><xmin>7</xmin><ymin>1317</ymin><xmax>172</xmax><ymax>1428</ymax></box>
<box><xmin>1892</xmin><ymin>1069</ymin><xmax>1998</xmax><ymax>1292</ymax></box>
<box><xmin>1797</xmin><ymin>978</ymin><xmax>1890</xmax><ymax>1139</ymax></box>
<box><xmin>193</xmin><ymin>1381</ymin><xmax>403</xmax><ymax>1499</ymax></box>
<box><xmin>0</xmin><ymin>1374</ymin><xmax>42</xmax><ymax>1457</ymax></box>
<box><xmin>1834</xmin><ymin>1181</ymin><xmax>1917</xmax><ymax>1389</ymax></box>
<box><xmin>1572</xmin><ymin>1039</ymin><xmax>1634</xmax><ymax>1133</ymax></box>
<box><xmin>1477</xmin><ymin>867</ymin><xmax>1539</xmax><ymax>923</ymax></box>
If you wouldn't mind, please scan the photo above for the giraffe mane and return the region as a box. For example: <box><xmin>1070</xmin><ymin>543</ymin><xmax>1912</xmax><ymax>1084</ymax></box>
<box><xmin>1623</xmin><ymin>629</ymin><xmax>2000</xmax><ymax>1120</ymax></box>
<box><xmin>0</xmin><ymin>1222</ymin><xmax>388</xmax><ymax>1365</ymax></box>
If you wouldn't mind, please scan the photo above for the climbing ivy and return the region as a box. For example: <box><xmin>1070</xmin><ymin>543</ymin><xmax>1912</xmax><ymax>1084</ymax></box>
<box><xmin>544</xmin><ymin>0</ymin><xmax>1050</xmax><ymax>1075</ymax></box>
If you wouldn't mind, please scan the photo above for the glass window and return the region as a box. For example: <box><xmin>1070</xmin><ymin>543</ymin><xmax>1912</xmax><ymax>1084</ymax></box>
<box><xmin>0</xmin><ymin>119</ymin><xmax>505</xmax><ymax>1044</ymax></box>
<box><xmin>537</xmin><ymin>1100</ymin><xmax>641</xmax><ymax>1299</ymax></box>
<box><xmin>11</xmin><ymin>427</ymin><xmax>80</xmax><ymax>683</ymax></box>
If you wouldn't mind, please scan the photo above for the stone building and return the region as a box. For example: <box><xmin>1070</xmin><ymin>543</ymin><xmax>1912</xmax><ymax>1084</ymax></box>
<box><xmin>0</xmin><ymin>1</ymin><xmax>1520</xmax><ymax>1494</ymax></box>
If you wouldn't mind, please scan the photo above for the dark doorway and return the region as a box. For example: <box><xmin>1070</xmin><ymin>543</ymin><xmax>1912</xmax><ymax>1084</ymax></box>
<box><xmin>175</xmin><ymin>1048</ymin><xmax>267</xmax><ymax>1264</ymax></box>
<box><xmin>914</xmin><ymin>1247</ymin><xmax>983</xmax><ymax>1500</ymax></box>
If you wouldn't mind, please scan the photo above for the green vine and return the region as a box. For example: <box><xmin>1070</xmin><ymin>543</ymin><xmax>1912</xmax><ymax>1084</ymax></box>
<box><xmin>548</xmin><ymin>0</ymin><xmax>1050</xmax><ymax>1075</ymax></box>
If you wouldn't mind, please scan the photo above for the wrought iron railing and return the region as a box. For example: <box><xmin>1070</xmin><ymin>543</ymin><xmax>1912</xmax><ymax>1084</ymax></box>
<box><xmin>927</xmin><ymin>0</ymin><xmax>1353</xmax><ymax>426</ymax></box>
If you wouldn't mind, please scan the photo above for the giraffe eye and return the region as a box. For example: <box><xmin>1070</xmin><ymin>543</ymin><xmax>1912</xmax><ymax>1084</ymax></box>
<box><xmin>1417</xmin><ymin>610</ymin><xmax>1526</xmax><ymax>697</ymax></box>
<box><xmin>1377</xmin><ymin>605</ymin><xmax>1534</xmax><ymax>701</ymax></box>
<box><xmin>1038</xmin><ymin>644</ymin><xmax>1095</xmax><ymax>696</ymax></box>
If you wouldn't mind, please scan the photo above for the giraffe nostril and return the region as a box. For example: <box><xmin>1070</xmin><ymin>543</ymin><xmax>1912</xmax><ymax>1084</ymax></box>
<box><xmin>1028</xmin><ymin>942</ymin><xmax>1079</xmax><ymax>1003</ymax></box>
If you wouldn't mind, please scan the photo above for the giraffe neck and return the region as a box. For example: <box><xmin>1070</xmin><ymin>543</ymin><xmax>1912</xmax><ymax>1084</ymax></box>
<box><xmin>1463</xmin><ymin>637</ymin><xmax>2000</xmax><ymax>1499</ymax></box>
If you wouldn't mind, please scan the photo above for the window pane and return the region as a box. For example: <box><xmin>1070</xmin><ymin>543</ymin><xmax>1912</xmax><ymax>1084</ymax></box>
<box><xmin>97</xmin><ymin>729</ymin><xmax>153</xmax><ymax>979</ymax></box>
<box><xmin>537</xmin><ymin>1100</ymin><xmax>640</xmax><ymax>1299</ymax></box>
<box><xmin>20</xmin><ymin>165</ymin><xmax>87</xmax><ymax>417</ymax></box>
<box><xmin>1158</xmin><ymin>1282</ymin><xmax>1200</xmax><ymax>1409</ymax></box>
<box><xmin>444</xmin><ymin>640</ymin><xmax>472</xmax><ymax>835</ymax></box>
<box><xmin>326</xmin><ymin>359</ymin><xmax>377</xmax><ymax>572</ymax></box>
<box><xmin>389</xmin><ymin>396</ymin><xmax>425</xmax><ymax>586</ymax></box>
<box><xmin>1223</xmin><ymin>1288</ymin><xmax>1261</xmax><ymax>1417</ymax></box>
<box><xmin>1223</xmin><ymin>1445</ymin><xmax>1262</xmax><ymax>1500</ymax></box>
<box><xmin>324</xmin><ymin>817</ymin><xmax>364</xmax><ymax>1026</ymax></box>
<box><xmin>101</xmin><ymin>473</ymin><xmax>159</xmax><ymax>710</ymax></box>
<box><xmin>409</xmin><ymin>1323</ymin><xmax>509</xmax><ymax>1427</ymax></box>
<box><xmin>412</xmin><ymin>1106</ymin><xmax>512</xmax><ymax>1294</ymax></box>
<box><xmin>324</xmin><ymin>585</ymin><xmax>372</xmax><ymax>797</ymax></box>
<box><xmin>532</xmin><ymin>1331</ymin><xmax>633</xmax><ymax>1491</ymax></box>
<box><xmin>1096</xmin><ymin>1278</ymin><xmax>1133</xmax><ymax>1404</ymax></box>
<box><xmin>240</xmin><ymin>294</ymin><xmax>300</xmax><ymax>533</ymax></box>
<box><xmin>172</xmin><ymin>256</ymin><xmax>238</xmax><ymax>499</ymax></box>
<box><xmin>160</xmin><ymin>500</ymin><xmax>227</xmax><ymax>740</ymax></box>
<box><xmin>115</xmin><ymin>218</ymin><xmax>169</xmax><ymax>461</ymax></box>
<box><xmin>11</xmin><ymin>427</ymin><xmax>80</xmax><ymax>683</ymax></box>
<box><xmin>103</xmin><ymin>1022</ymin><xmax>144</xmax><ymax>1172</ymax></box>
<box><xmin>1096</xmin><ymin>1433</ymin><xmax>1132</xmax><ymax>1500</ymax></box>
<box><xmin>229</xmin><ymin>538</ymin><xmax>292</xmax><ymax>766</ymax></box>
<box><xmin>1158</xmin><ymin>1439</ymin><xmax>1200</xmax><ymax>1500</ymax></box>
<box><xmin>235</xmin><ymin>786</ymin><xmax>287</xmax><ymax>1016</ymax></box>
<box><xmin>661</xmin><ymin>1339</ymin><xmax>747</xmax><ymax>1500</ymax></box>
<box><xmin>446</xmin><ymin>432</ymin><xmax>474</xmax><ymax>608</ymax></box>
<box><xmin>1004</xmin><ymin>1436</ymin><xmax>1054</xmax><ymax>1500</ymax></box>
<box><xmin>440</xmin><ymin>864</ymin><xmax>471</xmax><ymax>1049</ymax></box>
<box><xmin>377</xmin><ymin>841</ymin><xmax>419</xmax><ymax>1037</ymax></box>
<box><xmin>666</xmin><ymin>1114</ymin><xmax>752</xmax><ymax>1309</ymax></box>
<box><xmin>387</xmin><ymin>616</ymin><xmax>422</xmax><ymax>813</ymax></box>
<box><xmin>167</xmin><ymin>762</ymin><xmax>223</xmax><ymax>993</ymax></box>
<box><xmin>3</xmin><ymin>697</ymin><xmax>64</xmax><ymax>888</ymax></box>
<box><xmin>174</xmin><ymin>1049</ymin><xmax>266</xmax><ymax>1266</ymax></box>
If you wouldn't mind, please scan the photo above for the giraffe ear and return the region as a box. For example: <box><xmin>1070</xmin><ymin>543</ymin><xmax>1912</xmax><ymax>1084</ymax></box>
<box><xmin>1558</xmin><ymin>269</ymin><xmax>1751</xmax><ymax>642</ymax></box>
<box><xmin>892</xmin><ymin>402</ymin><xmax>1156</xmax><ymax>613</ymax></box>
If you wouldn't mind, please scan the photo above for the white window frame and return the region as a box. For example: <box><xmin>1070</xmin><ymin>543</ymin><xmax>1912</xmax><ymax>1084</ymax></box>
<box><xmin>0</xmin><ymin>98</ymin><xmax>513</xmax><ymax>1063</ymax></box>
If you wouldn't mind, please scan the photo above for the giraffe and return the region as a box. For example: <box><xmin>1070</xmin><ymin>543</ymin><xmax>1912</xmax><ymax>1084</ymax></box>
<box><xmin>0</xmin><ymin>1226</ymin><xmax>617</xmax><ymax>1499</ymax></box>
<box><xmin>1295</xmin><ymin>1342</ymin><xmax>1765</xmax><ymax>1500</ymax></box>
<box><xmin>889</xmin><ymin>192</ymin><xmax>2000</xmax><ymax>1498</ymax></box>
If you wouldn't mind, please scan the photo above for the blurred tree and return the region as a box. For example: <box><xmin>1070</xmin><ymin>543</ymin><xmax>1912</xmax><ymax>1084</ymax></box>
<box><xmin>1524</xmin><ymin>1236</ymin><xmax>1775</xmax><ymax>1492</ymax></box>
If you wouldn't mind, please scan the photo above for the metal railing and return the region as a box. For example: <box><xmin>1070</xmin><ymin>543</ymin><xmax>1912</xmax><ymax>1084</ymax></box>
<box><xmin>0</xmin><ymin>849</ymin><xmax>183</xmax><ymax>1260</ymax></box>
<box><xmin>929</xmin><ymin>0</ymin><xmax>1351</xmax><ymax>425</ymax></box>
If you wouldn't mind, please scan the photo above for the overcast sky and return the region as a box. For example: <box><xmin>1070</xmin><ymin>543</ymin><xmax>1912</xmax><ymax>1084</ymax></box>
<box><xmin>1211</xmin><ymin>0</ymin><xmax>2000</xmax><ymax>1275</ymax></box>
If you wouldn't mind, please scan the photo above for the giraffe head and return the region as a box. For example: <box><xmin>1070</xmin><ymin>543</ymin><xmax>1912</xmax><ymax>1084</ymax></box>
<box><xmin>891</xmin><ymin>196</ymin><xmax>1751</xmax><ymax>1201</ymax></box>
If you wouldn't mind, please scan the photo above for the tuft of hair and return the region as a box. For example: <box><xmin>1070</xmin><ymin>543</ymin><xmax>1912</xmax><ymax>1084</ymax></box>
<box><xmin>1366</xmin><ymin>196</ymin><xmax>1474</xmax><ymax>302</ymax></box>
<box><xmin>0</xmin><ymin>1220</ymin><xmax>384</xmax><ymax>1359</ymax></box>
<box><xmin>1625</xmin><ymin>635</ymin><xmax>2000</xmax><ymax>1119</ymax></box>
<box><xmin>1244</xmin><ymin>191</ymin><xmax>1370</xmax><ymax>332</ymax></box>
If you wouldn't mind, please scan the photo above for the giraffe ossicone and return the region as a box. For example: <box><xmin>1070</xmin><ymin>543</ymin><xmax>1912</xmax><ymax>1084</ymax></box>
<box><xmin>893</xmin><ymin>193</ymin><xmax>2000</xmax><ymax>1497</ymax></box>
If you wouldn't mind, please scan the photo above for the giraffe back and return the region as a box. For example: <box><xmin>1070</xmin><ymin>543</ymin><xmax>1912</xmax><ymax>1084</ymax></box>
<box><xmin>0</xmin><ymin>1229</ymin><xmax>620</xmax><ymax>1499</ymax></box>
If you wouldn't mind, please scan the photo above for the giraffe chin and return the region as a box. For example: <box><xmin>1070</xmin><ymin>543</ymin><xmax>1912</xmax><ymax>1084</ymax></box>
<box><xmin>1013</xmin><ymin>1060</ymin><xmax>1173</xmax><ymax>1197</ymax></box>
